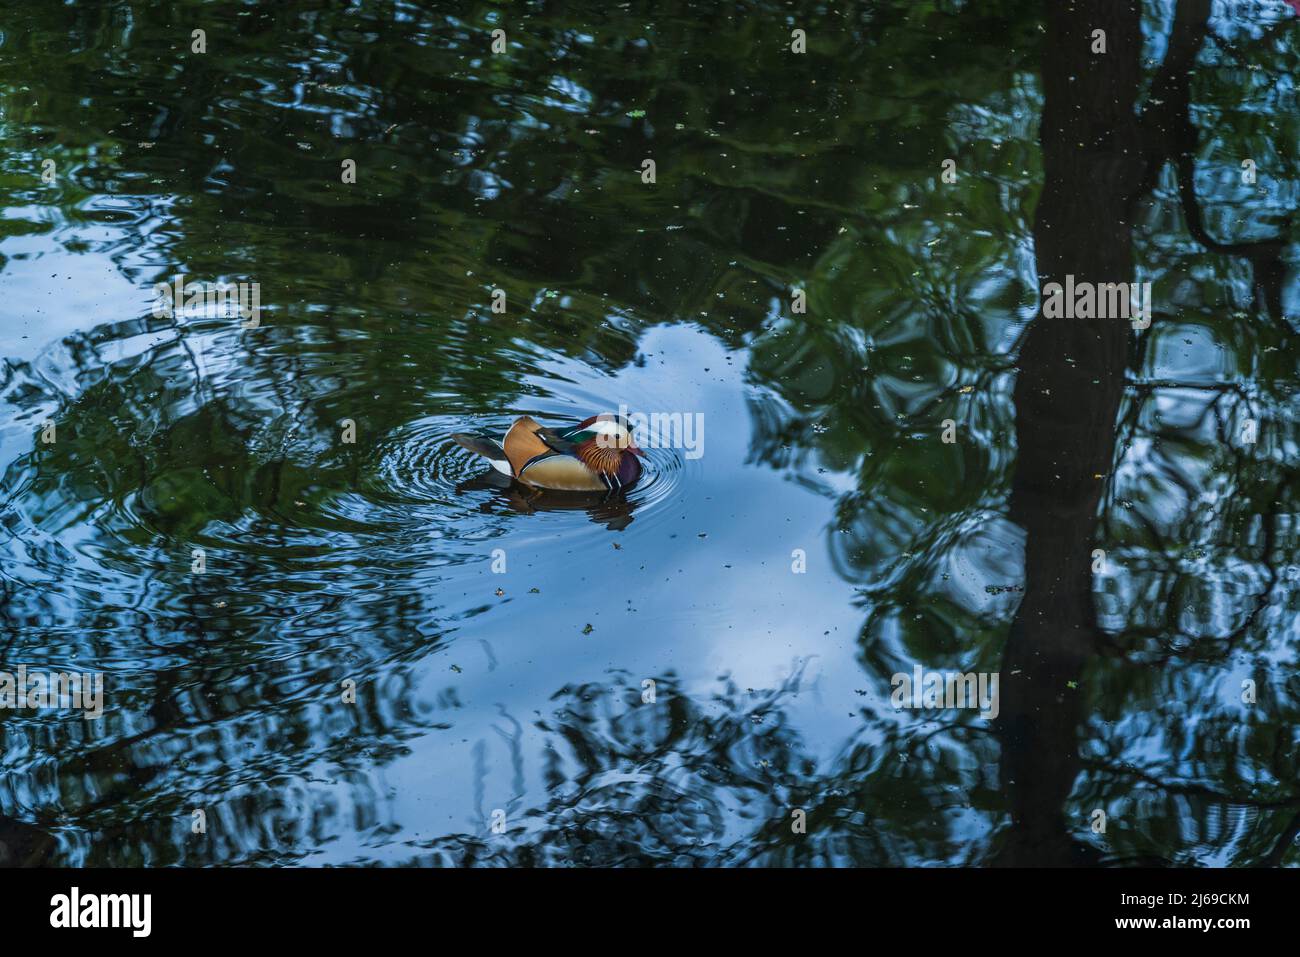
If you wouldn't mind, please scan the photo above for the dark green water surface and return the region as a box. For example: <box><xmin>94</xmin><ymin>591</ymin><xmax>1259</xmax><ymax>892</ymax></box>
<box><xmin>1</xmin><ymin>0</ymin><xmax>1299</xmax><ymax>865</ymax></box>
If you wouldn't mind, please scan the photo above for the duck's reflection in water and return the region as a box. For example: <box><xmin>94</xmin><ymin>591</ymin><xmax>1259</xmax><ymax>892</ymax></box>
<box><xmin>455</xmin><ymin>472</ymin><xmax>638</xmax><ymax>531</ymax></box>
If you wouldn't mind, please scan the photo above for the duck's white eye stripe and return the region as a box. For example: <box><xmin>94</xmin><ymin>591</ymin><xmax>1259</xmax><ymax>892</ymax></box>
<box><xmin>590</xmin><ymin>421</ymin><xmax>622</xmax><ymax>436</ymax></box>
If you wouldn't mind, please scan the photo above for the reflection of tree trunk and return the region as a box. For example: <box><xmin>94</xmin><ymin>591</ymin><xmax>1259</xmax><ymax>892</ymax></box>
<box><xmin>996</xmin><ymin>0</ymin><xmax>1233</xmax><ymax>866</ymax></box>
<box><xmin>993</xmin><ymin>0</ymin><xmax>1149</xmax><ymax>867</ymax></box>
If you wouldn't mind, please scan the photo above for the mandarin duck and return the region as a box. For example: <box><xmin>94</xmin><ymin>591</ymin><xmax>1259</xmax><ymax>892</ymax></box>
<box><xmin>452</xmin><ymin>414</ymin><xmax>644</xmax><ymax>492</ymax></box>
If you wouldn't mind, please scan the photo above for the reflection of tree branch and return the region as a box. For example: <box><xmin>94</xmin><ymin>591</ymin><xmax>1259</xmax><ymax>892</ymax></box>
<box><xmin>1117</xmin><ymin>480</ymin><xmax>1281</xmax><ymax>662</ymax></box>
<box><xmin>1263</xmin><ymin>809</ymin><xmax>1300</xmax><ymax>866</ymax></box>
<box><xmin>1133</xmin><ymin>0</ymin><xmax>1213</xmax><ymax>199</ymax></box>
<box><xmin>1139</xmin><ymin>0</ymin><xmax>1294</xmax><ymax>316</ymax></box>
<box><xmin>1107</xmin><ymin>377</ymin><xmax>1282</xmax><ymax>659</ymax></box>
<box><xmin>1176</xmin><ymin>153</ymin><xmax>1291</xmax><ymax>317</ymax></box>
<box><xmin>1083</xmin><ymin>758</ymin><xmax>1300</xmax><ymax>809</ymax></box>
<box><xmin>1175</xmin><ymin>153</ymin><xmax>1290</xmax><ymax>259</ymax></box>
<box><xmin>1208</xmin><ymin>19</ymin><xmax>1297</xmax><ymax>70</ymax></box>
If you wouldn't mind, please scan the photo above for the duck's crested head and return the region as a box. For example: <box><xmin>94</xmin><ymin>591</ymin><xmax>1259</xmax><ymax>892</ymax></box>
<box><xmin>579</xmin><ymin>413</ymin><xmax>645</xmax><ymax>456</ymax></box>
<box><xmin>568</xmin><ymin>412</ymin><xmax>646</xmax><ymax>488</ymax></box>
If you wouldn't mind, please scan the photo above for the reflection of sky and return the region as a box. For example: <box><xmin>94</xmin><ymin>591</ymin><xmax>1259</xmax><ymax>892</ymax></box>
<box><xmin>0</xmin><ymin>233</ymin><xmax>151</xmax><ymax>363</ymax></box>
<box><xmin>378</xmin><ymin>324</ymin><xmax>877</xmax><ymax>849</ymax></box>
<box><xmin>2</xmin><ymin>302</ymin><xmax>898</xmax><ymax>860</ymax></box>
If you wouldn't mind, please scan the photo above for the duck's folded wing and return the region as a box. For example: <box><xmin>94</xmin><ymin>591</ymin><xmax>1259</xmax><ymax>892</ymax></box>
<box><xmin>503</xmin><ymin>416</ymin><xmax>553</xmax><ymax>473</ymax></box>
<box><xmin>534</xmin><ymin>426</ymin><xmax>579</xmax><ymax>453</ymax></box>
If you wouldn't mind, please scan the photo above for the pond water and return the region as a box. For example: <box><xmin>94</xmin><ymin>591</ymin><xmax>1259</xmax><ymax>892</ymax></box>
<box><xmin>1</xmin><ymin>0</ymin><xmax>1298</xmax><ymax>866</ymax></box>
